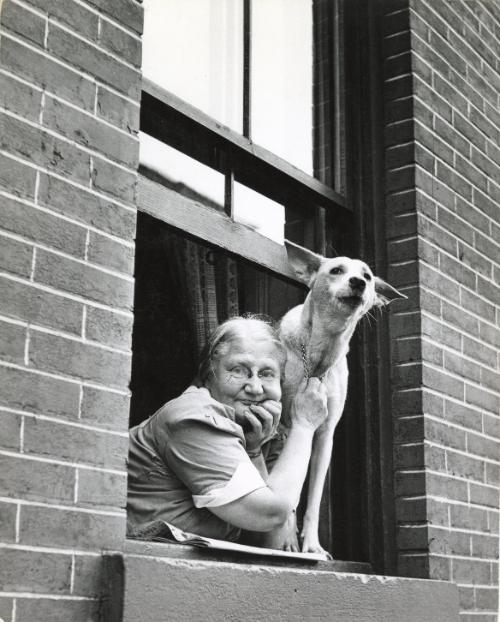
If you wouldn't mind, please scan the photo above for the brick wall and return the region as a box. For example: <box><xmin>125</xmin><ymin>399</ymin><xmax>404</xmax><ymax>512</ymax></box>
<box><xmin>0</xmin><ymin>0</ymin><xmax>142</xmax><ymax>620</ymax></box>
<box><xmin>383</xmin><ymin>1</ymin><xmax>500</xmax><ymax>620</ymax></box>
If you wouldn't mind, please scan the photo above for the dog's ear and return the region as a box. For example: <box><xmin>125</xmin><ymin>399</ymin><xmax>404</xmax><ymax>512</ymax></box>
<box><xmin>285</xmin><ymin>240</ymin><xmax>323</xmax><ymax>286</ymax></box>
<box><xmin>373</xmin><ymin>277</ymin><xmax>407</xmax><ymax>306</ymax></box>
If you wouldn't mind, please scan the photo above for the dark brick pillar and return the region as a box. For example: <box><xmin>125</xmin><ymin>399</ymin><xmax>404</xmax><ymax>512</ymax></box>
<box><xmin>0</xmin><ymin>0</ymin><xmax>142</xmax><ymax>620</ymax></box>
<box><xmin>383</xmin><ymin>1</ymin><xmax>500</xmax><ymax>619</ymax></box>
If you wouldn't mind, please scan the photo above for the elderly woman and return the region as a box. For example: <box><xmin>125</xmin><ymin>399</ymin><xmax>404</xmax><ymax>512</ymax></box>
<box><xmin>126</xmin><ymin>316</ymin><xmax>328</xmax><ymax>543</ymax></box>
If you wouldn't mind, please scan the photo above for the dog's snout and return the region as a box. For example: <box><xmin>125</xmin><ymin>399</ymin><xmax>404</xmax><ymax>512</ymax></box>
<box><xmin>349</xmin><ymin>277</ymin><xmax>366</xmax><ymax>292</ymax></box>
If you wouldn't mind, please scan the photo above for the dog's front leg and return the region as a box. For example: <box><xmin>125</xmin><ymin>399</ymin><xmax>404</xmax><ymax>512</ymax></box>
<box><xmin>301</xmin><ymin>370</ymin><xmax>347</xmax><ymax>555</ymax></box>
<box><xmin>300</xmin><ymin>423</ymin><xmax>335</xmax><ymax>555</ymax></box>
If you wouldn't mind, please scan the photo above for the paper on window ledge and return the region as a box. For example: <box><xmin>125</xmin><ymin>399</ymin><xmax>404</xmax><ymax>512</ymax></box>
<box><xmin>150</xmin><ymin>521</ymin><xmax>328</xmax><ymax>562</ymax></box>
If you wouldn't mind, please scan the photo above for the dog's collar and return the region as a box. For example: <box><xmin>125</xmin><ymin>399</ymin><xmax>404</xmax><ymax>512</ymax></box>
<box><xmin>300</xmin><ymin>340</ymin><xmax>326</xmax><ymax>381</ymax></box>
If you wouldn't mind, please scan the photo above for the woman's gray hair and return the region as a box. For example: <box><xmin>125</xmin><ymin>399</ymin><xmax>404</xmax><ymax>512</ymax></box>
<box><xmin>196</xmin><ymin>315</ymin><xmax>286</xmax><ymax>385</ymax></box>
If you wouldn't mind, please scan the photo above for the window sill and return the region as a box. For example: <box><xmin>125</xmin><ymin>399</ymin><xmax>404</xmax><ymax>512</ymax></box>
<box><xmin>101</xmin><ymin>540</ymin><xmax>460</xmax><ymax>622</ymax></box>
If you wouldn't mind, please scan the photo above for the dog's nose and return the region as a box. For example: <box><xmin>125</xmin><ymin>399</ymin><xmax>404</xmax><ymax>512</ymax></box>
<box><xmin>349</xmin><ymin>277</ymin><xmax>366</xmax><ymax>292</ymax></box>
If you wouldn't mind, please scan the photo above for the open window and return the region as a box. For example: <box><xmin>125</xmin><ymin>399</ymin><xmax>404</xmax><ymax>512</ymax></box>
<box><xmin>130</xmin><ymin>0</ymin><xmax>380</xmax><ymax>565</ymax></box>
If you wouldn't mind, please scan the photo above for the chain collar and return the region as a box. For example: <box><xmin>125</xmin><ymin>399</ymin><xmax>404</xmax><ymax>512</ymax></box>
<box><xmin>300</xmin><ymin>340</ymin><xmax>325</xmax><ymax>381</ymax></box>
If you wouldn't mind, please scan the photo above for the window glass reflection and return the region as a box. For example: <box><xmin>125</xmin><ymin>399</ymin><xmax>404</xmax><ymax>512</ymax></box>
<box><xmin>251</xmin><ymin>0</ymin><xmax>313</xmax><ymax>174</ymax></box>
<box><xmin>139</xmin><ymin>132</ymin><xmax>225</xmax><ymax>210</ymax></box>
<box><xmin>233</xmin><ymin>182</ymin><xmax>285</xmax><ymax>244</ymax></box>
<box><xmin>142</xmin><ymin>0</ymin><xmax>244</xmax><ymax>132</ymax></box>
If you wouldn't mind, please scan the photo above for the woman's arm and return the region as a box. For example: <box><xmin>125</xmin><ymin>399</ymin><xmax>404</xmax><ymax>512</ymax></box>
<box><xmin>210</xmin><ymin>379</ymin><xmax>327</xmax><ymax>532</ymax></box>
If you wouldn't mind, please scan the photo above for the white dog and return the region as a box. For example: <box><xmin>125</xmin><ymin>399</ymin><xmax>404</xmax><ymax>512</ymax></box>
<box><xmin>265</xmin><ymin>242</ymin><xmax>405</xmax><ymax>555</ymax></box>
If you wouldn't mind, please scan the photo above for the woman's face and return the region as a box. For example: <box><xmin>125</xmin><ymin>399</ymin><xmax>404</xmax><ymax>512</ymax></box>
<box><xmin>206</xmin><ymin>336</ymin><xmax>282</xmax><ymax>424</ymax></box>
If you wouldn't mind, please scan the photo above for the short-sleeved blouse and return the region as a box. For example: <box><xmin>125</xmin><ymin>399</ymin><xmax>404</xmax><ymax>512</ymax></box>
<box><xmin>126</xmin><ymin>386</ymin><xmax>267</xmax><ymax>541</ymax></box>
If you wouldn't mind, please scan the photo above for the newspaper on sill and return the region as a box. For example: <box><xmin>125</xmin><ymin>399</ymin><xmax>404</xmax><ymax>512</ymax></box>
<box><xmin>151</xmin><ymin>521</ymin><xmax>328</xmax><ymax>562</ymax></box>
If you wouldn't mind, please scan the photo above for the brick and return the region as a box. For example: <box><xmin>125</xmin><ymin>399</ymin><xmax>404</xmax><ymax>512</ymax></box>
<box><xmin>425</xmin><ymin>444</ymin><xmax>447</xmax><ymax>472</ymax></box>
<box><xmin>0</xmin><ymin>195</ymin><xmax>87</xmax><ymax>257</ymax></box>
<box><xmin>473</xmin><ymin>188</ymin><xmax>499</xmax><ymax>221</ymax></box>
<box><xmin>480</xmin><ymin>367</ymin><xmax>500</xmax><ymax>393</ymax></box>
<box><xmin>385</xmin><ymin>120</ymin><xmax>414</xmax><ymax>148</ymax></box>
<box><xmin>0</xmin><ymin>0</ymin><xmax>46</xmax><ymax>47</ymax></box>
<box><xmin>454</xmin><ymin>112</ymin><xmax>487</xmax><ymax>153</ymax></box>
<box><xmin>442</xmin><ymin>301</ymin><xmax>479</xmax><ymax>337</ymax></box>
<box><xmin>397</xmin><ymin>524</ymin><xmax>427</xmax><ymax>550</ymax></box>
<box><xmin>384</xmin><ymin>51</ymin><xmax>412</xmax><ymax>81</ymax></box>
<box><xmin>390</xmin><ymin>312</ymin><xmax>420</xmax><ymax>339</ymax></box>
<box><xmin>0</xmin><ymin>36</ymin><xmax>95</xmax><ymax>112</ymax></box>
<box><xmin>96</xmin><ymin>85</ymin><xmax>140</xmax><ymax>133</ymax></box>
<box><xmin>428</xmin><ymin>527</ymin><xmax>470</xmax><ymax>556</ymax></box>
<box><xmin>87</xmin><ymin>231</ymin><xmax>134</xmax><ymax>275</ymax></box>
<box><xmin>91</xmin><ymin>156</ymin><xmax>137</xmax><ymax>203</ymax></box>
<box><xmin>391</xmin><ymin>336</ymin><xmax>421</xmax><ymax>364</ymax></box>
<box><xmin>0</xmin><ymin>72</ymin><xmax>42</xmax><ymax>122</ymax></box>
<box><xmin>34</xmin><ymin>249</ymin><xmax>134</xmax><ymax>310</ymax></box>
<box><xmin>72</xmin><ymin>554</ymin><xmax>103</xmax><ymax>597</ymax></box>
<box><xmin>37</xmin><ymin>173</ymin><xmax>136</xmax><ymax>240</ymax></box>
<box><xmin>469</xmin><ymin>482</ymin><xmax>499</xmax><ymax>508</ymax></box>
<box><xmin>1</xmin><ymin>112</ymin><xmax>91</xmax><ymax>184</ymax></box>
<box><xmin>472</xmin><ymin>146</ymin><xmax>500</xmax><ymax>183</ymax></box>
<box><xmin>475</xmin><ymin>587</ymin><xmax>499</xmax><ymax>611</ymax></box>
<box><xmin>388</xmin><ymin>237</ymin><xmax>418</xmax><ymax>263</ymax></box>
<box><xmin>15</xmin><ymin>599</ymin><xmax>100</xmax><ymax>622</ymax></box>
<box><xmin>422</xmin><ymin>315</ymin><xmax>462</xmax><ymax>351</ymax></box>
<box><xmin>436</xmin><ymin>161</ymin><xmax>472</xmax><ymax>201</ymax></box>
<box><xmin>0</xmin><ymin>598</ymin><xmax>13</xmax><ymax>621</ymax></box>
<box><xmin>0</xmin><ymin>548</ymin><xmax>71</xmax><ymax>593</ymax></box>
<box><xmin>450</xmin><ymin>505</ymin><xmax>490</xmax><ymax>533</ymax></box>
<box><xmin>414</xmin><ymin>123</ymin><xmax>453</xmax><ymax>166</ymax></box>
<box><xmin>485</xmin><ymin>461</ymin><xmax>499</xmax><ymax>487</ymax></box>
<box><xmin>395</xmin><ymin>470</ymin><xmax>425</xmax><ymax>496</ymax></box>
<box><xmin>443</xmin><ymin>351</ymin><xmax>481</xmax><ymax>384</ymax></box>
<box><xmin>0</xmin><ymin>453</ymin><xmax>74</xmax><ymax>503</ymax></box>
<box><xmin>394</xmin><ymin>361</ymin><xmax>422</xmax><ymax>388</ymax></box>
<box><xmin>86</xmin><ymin>306</ymin><xmax>133</xmax><ymax>350</ymax></box>
<box><xmin>77</xmin><ymin>468</ymin><xmax>127</xmax><ymax>509</ymax></box>
<box><xmin>25</xmin><ymin>0</ymin><xmax>99</xmax><ymax>40</ymax></box>
<box><xmin>382</xmin><ymin>29</ymin><xmax>411</xmax><ymax>58</ymax></box>
<box><xmin>86</xmin><ymin>0</ymin><xmax>143</xmax><ymax>34</ymax></box>
<box><xmin>422</xmin><ymin>366</ymin><xmax>464</xmax><ymax>400</ymax></box>
<box><xmin>468</xmin><ymin>433</ymin><xmax>500</xmax><ymax>462</ymax></box>
<box><xmin>394</xmin><ymin>442</ymin><xmax>425</xmax><ymax>470</ymax></box>
<box><xmin>452</xmin><ymin>557</ymin><xmax>491</xmax><ymax>584</ymax></box>
<box><xmin>0</xmin><ymin>364</ymin><xmax>80</xmax><ymax>418</ymax></box>
<box><xmin>444</xmin><ymin>400</ymin><xmax>482</xmax><ymax>433</ymax></box>
<box><xmin>467</xmin><ymin>65</ymin><xmax>498</xmax><ymax>107</ymax></box>
<box><xmin>47</xmin><ymin>23</ymin><xmax>141</xmax><ymax>99</ymax></box>
<box><xmin>0</xmin><ymin>152</ymin><xmax>37</xmax><ymax>199</ymax></box>
<box><xmin>19</xmin><ymin>504</ymin><xmax>125</xmax><ymax>550</ymax></box>
<box><xmin>0</xmin><ymin>500</ymin><xmax>16</xmax><ymax>542</ymax></box>
<box><xmin>394</xmin><ymin>415</ymin><xmax>424</xmax><ymax>443</ymax></box>
<box><xmin>461</xmin><ymin>289</ymin><xmax>496</xmax><ymax>324</ymax></box>
<box><xmin>0</xmin><ymin>409</ymin><xmax>21</xmax><ymax>450</ymax></box>
<box><xmin>397</xmin><ymin>553</ymin><xmax>428</xmax><ymax>578</ymax></box>
<box><xmin>100</xmin><ymin>19</ymin><xmax>141</xmax><ymax>67</ymax></box>
<box><xmin>433</xmin><ymin>74</ymin><xmax>468</xmax><ymax>116</ymax></box>
<box><xmin>477</xmin><ymin>275</ymin><xmax>500</xmax><ymax>306</ymax></box>
<box><xmin>383</xmin><ymin>75</ymin><xmax>413</xmax><ymax>102</ymax></box>
<box><xmin>80</xmin><ymin>386</ymin><xmax>129</xmax><ymax>431</ymax></box>
<box><xmin>0</xmin><ymin>320</ymin><xmax>25</xmax><ymax>364</ymax></box>
<box><xmin>426</xmin><ymin>417</ymin><xmax>466</xmax><ymax>451</ymax></box>
<box><xmin>413</xmin><ymin>75</ymin><xmax>452</xmax><ymax>122</ymax></box>
<box><xmin>42</xmin><ymin>95</ymin><xmax>139</xmax><ymax>168</ymax></box>
<box><xmin>418</xmin><ymin>217</ymin><xmax>457</xmax><ymax>256</ymax></box>
<box><xmin>446</xmin><ymin>451</ymin><xmax>485</xmax><ymax>483</ymax></box>
<box><xmin>387</xmin><ymin>259</ymin><xmax>419</xmax><ymax>287</ymax></box>
<box><xmin>387</xmin><ymin>213</ymin><xmax>418</xmax><ymax>240</ymax></box>
<box><xmin>29</xmin><ymin>330</ymin><xmax>131</xmax><ymax>388</ymax></box>
<box><xmin>428</xmin><ymin>554</ymin><xmax>451</xmax><ymax>581</ymax></box>
<box><xmin>23</xmin><ymin>416</ymin><xmax>128</xmax><ymax>470</ymax></box>
<box><xmin>458</xmin><ymin>242</ymin><xmax>492</xmax><ymax>280</ymax></box>
<box><xmin>395</xmin><ymin>496</ymin><xmax>427</xmax><ymax>522</ymax></box>
<box><xmin>428</xmin><ymin>472</ymin><xmax>468</xmax><ymax>503</ymax></box>
<box><xmin>463</xmin><ymin>336</ymin><xmax>497</xmax><ymax>368</ymax></box>
<box><xmin>0</xmin><ymin>234</ymin><xmax>33</xmax><ymax>278</ymax></box>
<box><xmin>458</xmin><ymin>585</ymin><xmax>474</xmax><ymax>610</ymax></box>
<box><xmin>0</xmin><ymin>276</ymin><xmax>82</xmax><ymax>335</ymax></box>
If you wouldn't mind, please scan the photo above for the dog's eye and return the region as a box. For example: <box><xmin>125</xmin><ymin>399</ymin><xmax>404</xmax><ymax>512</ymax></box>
<box><xmin>330</xmin><ymin>267</ymin><xmax>343</xmax><ymax>275</ymax></box>
<box><xmin>364</xmin><ymin>273</ymin><xmax>372</xmax><ymax>281</ymax></box>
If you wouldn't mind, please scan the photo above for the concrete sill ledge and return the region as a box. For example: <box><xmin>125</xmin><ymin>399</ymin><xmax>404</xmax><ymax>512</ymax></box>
<box><xmin>102</xmin><ymin>540</ymin><xmax>459</xmax><ymax>622</ymax></box>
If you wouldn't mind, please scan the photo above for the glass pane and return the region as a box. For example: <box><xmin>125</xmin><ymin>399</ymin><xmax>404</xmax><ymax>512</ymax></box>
<box><xmin>233</xmin><ymin>182</ymin><xmax>285</xmax><ymax>244</ymax></box>
<box><xmin>139</xmin><ymin>131</ymin><xmax>225</xmax><ymax>210</ymax></box>
<box><xmin>251</xmin><ymin>0</ymin><xmax>313</xmax><ymax>174</ymax></box>
<box><xmin>142</xmin><ymin>0</ymin><xmax>244</xmax><ymax>132</ymax></box>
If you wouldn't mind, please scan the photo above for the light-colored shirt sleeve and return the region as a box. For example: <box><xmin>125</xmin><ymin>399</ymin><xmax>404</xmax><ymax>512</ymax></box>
<box><xmin>162</xmin><ymin>413</ymin><xmax>267</xmax><ymax>508</ymax></box>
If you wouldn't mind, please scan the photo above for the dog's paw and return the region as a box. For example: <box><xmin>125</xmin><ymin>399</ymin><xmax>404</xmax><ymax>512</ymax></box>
<box><xmin>300</xmin><ymin>532</ymin><xmax>333</xmax><ymax>559</ymax></box>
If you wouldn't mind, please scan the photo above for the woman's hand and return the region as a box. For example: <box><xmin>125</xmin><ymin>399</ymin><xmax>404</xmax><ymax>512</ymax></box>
<box><xmin>243</xmin><ymin>400</ymin><xmax>282</xmax><ymax>455</ymax></box>
<box><xmin>290</xmin><ymin>378</ymin><xmax>328</xmax><ymax>431</ymax></box>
